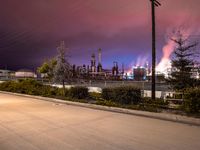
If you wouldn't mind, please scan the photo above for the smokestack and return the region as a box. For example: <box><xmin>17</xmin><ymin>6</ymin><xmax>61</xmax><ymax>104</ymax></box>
<box><xmin>98</xmin><ymin>48</ymin><xmax>102</xmax><ymax>65</ymax></box>
<box><xmin>112</xmin><ymin>61</ymin><xmax>119</xmax><ymax>76</ymax></box>
<box><xmin>91</xmin><ymin>53</ymin><xmax>96</xmax><ymax>72</ymax></box>
<box><xmin>97</xmin><ymin>48</ymin><xmax>103</xmax><ymax>73</ymax></box>
<box><xmin>91</xmin><ymin>53</ymin><xmax>95</xmax><ymax>62</ymax></box>
<box><xmin>122</xmin><ymin>63</ymin><xmax>124</xmax><ymax>74</ymax></box>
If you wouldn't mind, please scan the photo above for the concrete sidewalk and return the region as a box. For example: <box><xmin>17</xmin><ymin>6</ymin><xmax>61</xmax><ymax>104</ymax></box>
<box><xmin>0</xmin><ymin>90</ymin><xmax>200</xmax><ymax>126</ymax></box>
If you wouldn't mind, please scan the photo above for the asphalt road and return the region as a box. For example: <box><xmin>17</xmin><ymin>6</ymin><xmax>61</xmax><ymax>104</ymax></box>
<box><xmin>0</xmin><ymin>93</ymin><xmax>200</xmax><ymax>150</ymax></box>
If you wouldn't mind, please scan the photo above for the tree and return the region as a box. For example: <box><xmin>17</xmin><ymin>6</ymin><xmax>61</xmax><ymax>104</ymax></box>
<box><xmin>37</xmin><ymin>58</ymin><xmax>57</xmax><ymax>81</ymax></box>
<box><xmin>168</xmin><ymin>31</ymin><xmax>198</xmax><ymax>91</ymax></box>
<box><xmin>53</xmin><ymin>41</ymin><xmax>72</xmax><ymax>95</ymax></box>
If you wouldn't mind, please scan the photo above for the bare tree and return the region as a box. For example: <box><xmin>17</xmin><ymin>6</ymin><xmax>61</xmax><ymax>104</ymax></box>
<box><xmin>53</xmin><ymin>41</ymin><xmax>72</xmax><ymax>95</ymax></box>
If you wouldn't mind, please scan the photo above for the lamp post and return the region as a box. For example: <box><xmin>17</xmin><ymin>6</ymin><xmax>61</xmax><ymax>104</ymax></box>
<box><xmin>150</xmin><ymin>0</ymin><xmax>161</xmax><ymax>100</ymax></box>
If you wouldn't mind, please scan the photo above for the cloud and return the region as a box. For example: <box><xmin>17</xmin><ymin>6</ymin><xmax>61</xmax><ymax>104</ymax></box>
<box><xmin>0</xmin><ymin>0</ymin><xmax>200</xmax><ymax>70</ymax></box>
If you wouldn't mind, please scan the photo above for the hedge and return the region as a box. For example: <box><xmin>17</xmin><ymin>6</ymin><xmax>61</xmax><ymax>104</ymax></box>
<box><xmin>69</xmin><ymin>86</ymin><xmax>89</xmax><ymax>99</ymax></box>
<box><xmin>102</xmin><ymin>86</ymin><xmax>142</xmax><ymax>105</ymax></box>
<box><xmin>142</xmin><ymin>97</ymin><xmax>169</xmax><ymax>108</ymax></box>
<box><xmin>0</xmin><ymin>79</ymin><xmax>57</xmax><ymax>97</ymax></box>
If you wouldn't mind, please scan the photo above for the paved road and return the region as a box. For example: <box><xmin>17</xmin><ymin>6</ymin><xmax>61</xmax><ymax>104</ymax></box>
<box><xmin>0</xmin><ymin>93</ymin><xmax>200</xmax><ymax>150</ymax></box>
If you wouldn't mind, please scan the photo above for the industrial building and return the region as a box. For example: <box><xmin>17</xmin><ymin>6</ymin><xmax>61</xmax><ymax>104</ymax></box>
<box><xmin>133</xmin><ymin>67</ymin><xmax>146</xmax><ymax>81</ymax></box>
<box><xmin>0</xmin><ymin>69</ymin><xmax>14</xmax><ymax>79</ymax></box>
<box><xmin>72</xmin><ymin>48</ymin><xmax>124</xmax><ymax>80</ymax></box>
<box><xmin>2</xmin><ymin>41</ymin><xmax>198</xmax><ymax>82</ymax></box>
<box><xmin>15</xmin><ymin>69</ymin><xmax>37</xmax><ymax>78</ymax></box>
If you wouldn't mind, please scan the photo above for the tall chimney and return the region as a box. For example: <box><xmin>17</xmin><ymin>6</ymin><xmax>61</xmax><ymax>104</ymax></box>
<box><xmin>91</xmin><ymin>53</ymin><xmax>96</xmax><ymax>72</ymax></box>
<box><xmin>97</xmin><ymin>48</ymin><xmax>102</xmax><ymax>73</ymax></box>
<box><xmin>98</xmin><ymin>48</ymin><xmax>102</xmax><ymax>65</ymax></box>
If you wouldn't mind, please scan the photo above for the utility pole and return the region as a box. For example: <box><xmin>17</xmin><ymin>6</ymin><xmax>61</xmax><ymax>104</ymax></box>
<box><xmin>150</xmin><ymin>0</ymin><xmax>161</xmax><ymax>100</ymax></box>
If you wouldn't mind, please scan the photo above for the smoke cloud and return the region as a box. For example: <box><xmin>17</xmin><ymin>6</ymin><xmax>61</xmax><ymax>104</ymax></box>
<box><xmin>156</xmin><ymin>27</ymin><xmax>195</xmax><ymax>75</ymax></box>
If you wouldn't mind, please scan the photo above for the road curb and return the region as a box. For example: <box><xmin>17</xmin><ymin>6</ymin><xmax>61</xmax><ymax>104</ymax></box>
<box><xmin>1</xmin><ymin>91</ymin><xmax>200</xmax><ymax>126</ymax></box>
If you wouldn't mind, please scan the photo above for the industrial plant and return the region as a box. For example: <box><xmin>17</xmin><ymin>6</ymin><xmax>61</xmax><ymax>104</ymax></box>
<box><xmin>72</xmin><ymin>48</ymin><xmax>126</xmax><ymax>80</ymax></box>
<box><xmin>0</xmin><ymin>41</ymin><xmax>199</xmax><ymax>82</ymax></box>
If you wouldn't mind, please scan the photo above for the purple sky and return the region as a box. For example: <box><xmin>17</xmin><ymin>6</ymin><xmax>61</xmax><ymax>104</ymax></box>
<box><xmin>0</xmin><ymin>0</ymin><xmax>200</xmax><ymax>71</ymax></box>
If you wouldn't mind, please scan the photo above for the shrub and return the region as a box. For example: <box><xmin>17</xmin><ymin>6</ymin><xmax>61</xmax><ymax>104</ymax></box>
<box><xmin>142</xmin><ymin>97</ymin><xmax>169</xmax><ymax>108</ymax></box>
<box><xmin>138</xmin><ymin>103</ymin><xmax>160</xmax><ymax>112</ymax></box>
<box><xmin>96</xmin><ymin>99</ymin><xmax>118</xmax><ymax>107</ymax></box>
<box><xmin>102</xmin><ymin>86</ymin><xmax>141</xmax><ymax>105</ymax></box>
<box><xmin>69</xmin><ymin>86</ymin><xmax>89</xmax><ymax>99</ymax></box>
<box><xmin>41</xmin><ymin>86</ymin><xmax>59</xmax><ymax>97</ymax></box>
<box><xmin>89</xmin><ymin>92</ymin><xmax>102</xmax><ymax>100</ymax></box>
<box><xmin>55</xmin><ymin>88</ymin><xmax>69</xmax><ymax>97</ymax></box>
<box><xmin>102</xmin><ymin>88</ymin><xmax>115</xmax><ymax>100</ymax></box>
<box><xmin>183</xmin><ymin>88</ymin><xmax>200</xmax><ymax>113</ymax></box>
<box><xmin>17</xmin><ymin>79</ymin><xmax>43</xmax><ymax>95</ymax></box>
<box><xmin>0</xmin><ymin>79</ymin><xmax>58</xmax><ymax>97</ymax></box>
<box><xmin>0</xmin><ymin>81</ymin><xmax>18</xmax><ymax>92</ymax></box>
<box><xmin>114</xmin><ymin>86</ymin><xmax>141</xmax><ymax>104</ymax></box>
<box><xmin>0</xmin><ymin>80</ymin><xmax>35</xmax><ymax>93</ymax></box>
